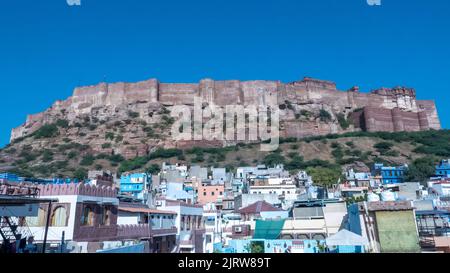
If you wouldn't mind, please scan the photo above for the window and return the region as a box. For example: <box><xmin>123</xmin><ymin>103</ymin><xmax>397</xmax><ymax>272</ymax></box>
<box><xmin>219</xmin><ymin>192</ymin><xmax>223</xmax><ymax>196</ymax></box>
<box><xmin>181</xmin><ymin>216</ymin><xmax>186</xmax><ymax>231</ymax></box>
<box><xmin>51</xmin><ymin>206</ymin><xmax>68</xmax><ymax>227</ymax></box>
<box><xmin>101</xmin><ymin>206</ymin><xmax>111</xmax><ymax>226</ymax></box>
<box><xmin>26</xmin><ymin>207</ymin><xmax>46</xmax><ymax>227</ymax></box>
<box><xmin>81</xmin><ymin>206</ymin><xmax>95</xmax><ymax>226</ymax></box>
<box><xmin>203</xmin><ymin>192</ymin><xmax>207</xmax><ymax>196</ymax></box>
<box><xmin>211</xmin><ymin>192</ymin><xmax>215</xmax><ymax>196</ymax></box>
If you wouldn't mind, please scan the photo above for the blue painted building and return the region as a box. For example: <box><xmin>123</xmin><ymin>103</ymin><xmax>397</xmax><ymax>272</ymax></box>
<box><xmin>120</xmin><ymin>173</ymin><xmax>151</xmax><ymax>200</ymax></box>
<box><xmin>373</xmin><ymin>163</ymin><xmax>407</xmax><ymax>184</ymax></box>
<box><xmin>0</xmin><ymin>173</ymin><xmax>22</xmax><ymax>182</ymax></box>
<box><xmin>436</xmin><ymin>159</ymin><xmax>450</xmax><ymax>178</ymax></box>
<box><xmin>0</xmin><ymin>173</ymin><xmax>77</xmax><ymax>184</ymax></box>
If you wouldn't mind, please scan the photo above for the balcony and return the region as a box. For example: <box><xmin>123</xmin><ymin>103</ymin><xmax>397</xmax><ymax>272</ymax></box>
<box><xmin>152</xmin><ymin>226</ymin><xmax>177</xmax><ymax>237</ymax></box>
<box><xmin>117</xmin><ymin>224</ymin><xmax>152</xmax><ymax>240</ymax></box>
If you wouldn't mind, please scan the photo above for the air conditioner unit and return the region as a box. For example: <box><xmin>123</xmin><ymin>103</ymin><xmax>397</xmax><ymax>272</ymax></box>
<box><xmin>234</xmin><ymin>226</ymin><xmax>243</xmax><ymax>233</ymax></box>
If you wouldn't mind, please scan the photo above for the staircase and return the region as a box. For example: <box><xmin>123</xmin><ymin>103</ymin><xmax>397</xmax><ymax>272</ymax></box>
<box><xmin>0</xmin><ymin>216</ymin><xmax>33</xmax><ymax>253</ymax></box>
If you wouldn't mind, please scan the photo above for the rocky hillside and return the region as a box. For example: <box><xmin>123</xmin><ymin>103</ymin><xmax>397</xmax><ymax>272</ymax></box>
<box><xmin>1</xmin><ymin>117</ymin><xmax>449</xmax><ymax>183</ymax></box>
<box><xmin>0</xmin><ymin>77</ymin><xmax>445</xmax><ymax>181</ymax></box>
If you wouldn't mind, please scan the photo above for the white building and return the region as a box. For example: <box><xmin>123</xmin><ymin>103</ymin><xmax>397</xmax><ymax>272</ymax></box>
<box><xmin>157</xmin><ymin>199</ymin><xmax>205</xmax><ymax>253</ymax></box>
<box><xmin>202</xmin><ymin>203</ymin><xmax>223</xmax><ymax>253</ymax></box>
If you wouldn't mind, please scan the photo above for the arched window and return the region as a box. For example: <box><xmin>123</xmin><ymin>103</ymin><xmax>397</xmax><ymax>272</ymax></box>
<box><xmin>51</xmin><ymin>206</ymin><xmax>67</xmax><ymax>227</ymax></box>
<box><xmin>81</xmin><ymin>206</ymin><xmax>94</xmax><ymax>226</ymax></box>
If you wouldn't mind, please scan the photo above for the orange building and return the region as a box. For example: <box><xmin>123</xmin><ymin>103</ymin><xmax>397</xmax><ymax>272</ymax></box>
<box><xmin>197</xmin><ymin>183</ymin><xmax>224</xmax><ymax>205</ymax></box>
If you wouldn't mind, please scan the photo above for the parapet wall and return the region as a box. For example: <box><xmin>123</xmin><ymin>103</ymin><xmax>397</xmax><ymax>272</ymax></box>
<box><xmin>37</xmin><ymin>183</ymin><xmax>117</xmax><ymax>198</ymax></box>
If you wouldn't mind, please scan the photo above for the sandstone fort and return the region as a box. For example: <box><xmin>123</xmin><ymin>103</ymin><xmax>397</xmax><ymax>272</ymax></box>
<box><xmin>11</xmin><ymin>77</ymin><xmax>441</xmax><ymax>147</ymax></box>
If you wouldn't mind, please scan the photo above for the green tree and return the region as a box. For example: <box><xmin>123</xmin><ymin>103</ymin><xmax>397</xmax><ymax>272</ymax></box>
<box><xmin>405</xmin><ymin>157</ymin><xmax>438</xmax><ymax>183</ymax></box>
<box><xmin>374</xmin><ymin>142</ymin><xmax>394</xmax><ymax>154</ymax></box>
<box><xmin>34</xmin><ymin>124</ymin><xmax>59</xmax><ymax>139</ymax></box>
<box><xmin>42</xmin><ymin>150</ymin><xmax>54</xmax><ymax>162</ymax></box>
<box><xmin>105</xmin><ymin>132</ymin><xmax>115</xmax><ymax>140</ymax></box>
<box><xmin>74</xmin><ymin>168</ymin><xmax>88</xmax><ymax>181</ymax></box>
<box><xmin>147</xmin><ymin>164</ymin><xmax>161</xmax><ymax>175</ymax></box>
<box><xmin>128</xmin><ymin>111</ymin><xmax>140</xmax><ymax>118</ymax></box>
<box><xmin>307</xmin><ymin>167</ymin><xmax>342</xmax><ymax>187</ymax></box>
<box><xmin>319</xmin><ymin>109</ymin><xmax>332</xmax><ymax>122</ymax></box>
<box><xmin>336</xmin><ymin>113</ymin><xmax>350</xmax><ymax>129</ymax></box>
<box><xmin>250</xmin><ymin>241</ymin><xmax>265</xmax><ymax>253</ymax></box>
<box><xmin>80</xmin><ymin>154</ymin><xmax>95</xmax><ymax>166</ymax></box>
<box><xmin>263</xmin><ymin>153</ymin><xmax>286</xmax><ymax>167</ymax></box>
<box><xmin>56</xmin><ymin>119</ymin><xmax>69</xmax><ymax>128</ymax></box>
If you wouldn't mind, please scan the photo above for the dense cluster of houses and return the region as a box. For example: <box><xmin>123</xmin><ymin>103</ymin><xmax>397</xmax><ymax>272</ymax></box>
<box><xmin>1</xmin><ymin>159</ymin><xmax>450</xmax><ymax>253</ymax></box>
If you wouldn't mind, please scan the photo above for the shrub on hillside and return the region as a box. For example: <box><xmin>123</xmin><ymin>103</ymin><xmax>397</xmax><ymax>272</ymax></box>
<box><xmin>34</xmin><ymin>124</ymin><xmax>59</xmax><ymax>139</ymax></box>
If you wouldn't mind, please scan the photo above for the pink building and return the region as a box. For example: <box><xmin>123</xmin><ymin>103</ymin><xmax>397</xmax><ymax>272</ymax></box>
<box><xmin>197</xmin><ymin>184</ymin><xmax>224</xmax><ymax>205</ymax></box>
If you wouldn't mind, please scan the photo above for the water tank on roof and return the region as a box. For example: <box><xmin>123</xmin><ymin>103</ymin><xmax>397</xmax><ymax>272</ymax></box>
<box><xmin>367</xmin><ymin>193</ymin><xmax>381</xmax><ymax>202</ymax></box>
<box><xmin>381</xmin><ymin>191</ymin><xmax>396</xmax><ymax>201</ymax></box>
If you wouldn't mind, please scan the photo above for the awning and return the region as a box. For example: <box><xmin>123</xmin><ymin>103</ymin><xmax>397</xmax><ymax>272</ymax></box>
<box><xmin>253</xmin><ymin>219</ymin><xmax>285</xmax><ymax>240</ymax></box>
<box><xmin>326</xmin><ymin>229</ymin><xmax>369</xmax><ymax>246</ymax></box>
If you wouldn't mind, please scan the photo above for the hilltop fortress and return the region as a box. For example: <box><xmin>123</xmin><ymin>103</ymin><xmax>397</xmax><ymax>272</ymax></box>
<box><xmin>11</xmin><ymin>77</ymin><xmax>441</xmax><ymax>144</ymax></box>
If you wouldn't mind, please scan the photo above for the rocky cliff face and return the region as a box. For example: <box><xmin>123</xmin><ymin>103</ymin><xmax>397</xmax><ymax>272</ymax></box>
<box><xmin>11</xmin><ymin>76</ymin><xmax>441</xmax><ymax>145</ymax></box>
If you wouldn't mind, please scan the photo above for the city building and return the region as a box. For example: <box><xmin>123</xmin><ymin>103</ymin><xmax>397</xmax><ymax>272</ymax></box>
<box><xmin>415</xmin><ymin>210</ymin><xmax>450</xmax><ymax>252</ymax></box>
<box><xmin>282</xmin><ymin>199</ymin><xmax>348</xmax><ymax>240</ymax></box>
<box><xmin>19</xmin><ymin>182</ymin><xmax>155</xmax><ymax>253</ymax></box>
<box><xmin>119</xmin><ymin>173</ymin><xmax>152</xmax><ymax>201</ymax></box>
<box><xmin>1</xmin><ymin>182</ymin><xmax>55</xmax><ymax>253</ymax></box>
<box><xmin>196</xmin><ymin>183</ymin><xmax>224</xmax><ymax>206</ymax></box>
<box><xmin>359</xmin><ymin>201</ymin><xmax>420</xmax><ymax>253</ymax></box>
<box><xmin>203</xmin><ymin>203</ymin><xmax>222</xmax><ymax>253</ymax></box>
<box><xmin>373</xmin><ymin>163</ymin><xmax>408</xmax><ymax>185</ymax></box>
<box><xmin>117</xmin><ymin>202</ymin><xmax>178</xmax><ymax>253</ymax></box>
<box><xmin>436</xmin><ymin>159</ymin><xmax>450</xmax><ymax>178</ymax></box>
<box><xmin>157</xmin><ymin>198</ymin><xmax>205</xmax><ymax>253</ymax></box>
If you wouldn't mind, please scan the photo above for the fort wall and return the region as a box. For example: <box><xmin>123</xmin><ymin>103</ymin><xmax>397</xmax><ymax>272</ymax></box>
<box><xmin>10</xmin><ymin>77</ymin><xmax>442</xmax><ymax>142</ymax></box>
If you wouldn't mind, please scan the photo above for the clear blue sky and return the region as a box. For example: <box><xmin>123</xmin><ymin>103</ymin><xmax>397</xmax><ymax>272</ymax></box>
<box><xmin>0</xmin><ymin>0</ymin><xmax>449</xmax><ymax>147</ymax></box>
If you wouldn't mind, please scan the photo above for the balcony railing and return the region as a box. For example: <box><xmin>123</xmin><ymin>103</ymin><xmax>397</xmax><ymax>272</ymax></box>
<box><xmin>117</xmin><ymin>224</ymin><xmax>152</xmax><ymax>239</ymax></box>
